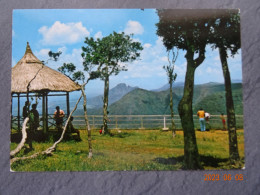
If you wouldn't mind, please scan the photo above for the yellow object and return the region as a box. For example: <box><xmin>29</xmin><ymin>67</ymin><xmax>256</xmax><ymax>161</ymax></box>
<box><xmin>197</xmin><ymin>110</ymin><xmax>205</xmax><ymax>118</ymax></box>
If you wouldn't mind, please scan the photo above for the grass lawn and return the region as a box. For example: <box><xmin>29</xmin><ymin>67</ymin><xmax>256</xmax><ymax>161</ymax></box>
<box><xmin>10</xmin><ymin>129</ymin><xmax>245</xmax><ymax>171</ymax></box>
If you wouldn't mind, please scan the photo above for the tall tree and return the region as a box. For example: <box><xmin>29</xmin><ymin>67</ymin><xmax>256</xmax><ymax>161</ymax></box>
<box><xmin>157</xmin><ymin>9</ymin><xmax>215</xmax><ymax>169</ymax></box>
<box><xmin>81</xmin><ymin>32</ymin><xmax>143</xmax><ymax>134</ymax></box>
<box><xmin>209</xmin><ymin>10</ymin><xmax>241</xmax><ymax>163</ymax></box>
<box><xmin>56</xmin><ymin>59</ymin><xmax>100</xmax><ymax>158</ymax></box>
<box><xmin>163</xmin><ymin>49</ymin><xmax>177</xmax><ymax>138</ymax></box>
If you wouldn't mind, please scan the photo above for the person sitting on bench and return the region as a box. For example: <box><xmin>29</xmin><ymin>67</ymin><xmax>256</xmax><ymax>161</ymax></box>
<box><xmin>67</xmin><ymin>116</ymin><xmax>81</xmax><ymax>140</ymax></box>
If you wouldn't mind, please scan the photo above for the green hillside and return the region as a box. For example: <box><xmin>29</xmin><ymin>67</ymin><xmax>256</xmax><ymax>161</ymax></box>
<box><xmin>86</xmin><ymin>83</ymin><xmax>243</xmax><ymax>115</ymax></box>
<box><xmin>193</xmin><ymin>87</ymin><xmax>243</xmax><ymax>115</ymax></box>
<box><xmin>89</xmin><ymin>88</ymin><xmax>180</xmax><ymax>115</ymax></box>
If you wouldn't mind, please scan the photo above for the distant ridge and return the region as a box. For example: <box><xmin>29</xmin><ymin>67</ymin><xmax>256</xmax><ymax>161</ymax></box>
<box><xmin>86</xmin><ymin>82</ymin><xmax>243</xmax><ymax>115</ymax></box>
<box><xmin>87</xmin><ymin>83</ymin><xmax>137</xmax><ymax>108</ymax></box>
<box><xmin>153</xmin><ymin>80</ymin><xmax>242</xmax><ymax>92</ymax></box>
<box><xmin>152</xmin><ymin>81</ymin><xmax>184</xmax><ymax>92</ymax></box>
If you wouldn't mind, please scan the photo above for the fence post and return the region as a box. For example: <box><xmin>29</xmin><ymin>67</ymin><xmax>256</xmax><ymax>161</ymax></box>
<box><xmin>115</xmin><ymin>116</ymin><xmax>118</xmax><ymax>129</ymax></box>
<box><xmin>162</xmin><ymin>116</ymin><xmax>169</xmax><ymax>130</ymax></box>
<box><xmin>92</xmin><ymin>115</ymin><xmax>95</xmax><ymax>129</ymax></box>
<box><xmin>139</xmin><ymin>116</ymin><xmax>144</xmax><ymax>129</ymax></box>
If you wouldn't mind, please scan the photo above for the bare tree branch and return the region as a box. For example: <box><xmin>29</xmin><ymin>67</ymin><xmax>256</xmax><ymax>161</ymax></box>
<box><xmin>26</xmin><ymin>64</ymin><xmax>44</xmax><ymax>102</ymax></box>
<box><xmin>10</xmin><ymin>117</ymin><xmax>29</xmax><ymax>157</ymax></box>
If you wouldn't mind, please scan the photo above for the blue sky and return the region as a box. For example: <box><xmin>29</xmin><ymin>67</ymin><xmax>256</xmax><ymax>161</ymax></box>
<box><xmin>12</xmin><ymin>9</ymin><xmax>242</xmax><ymax>97</ymax></box>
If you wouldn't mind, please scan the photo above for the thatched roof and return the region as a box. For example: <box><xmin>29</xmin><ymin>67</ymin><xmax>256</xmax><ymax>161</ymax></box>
<box><xmin>12</xmin><ymin>42</ymin><xmax>81</xmax><ymax>93</ymax></box>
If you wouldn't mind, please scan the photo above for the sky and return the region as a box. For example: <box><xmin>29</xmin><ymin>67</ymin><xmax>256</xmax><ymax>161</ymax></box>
<box><xmin>12</xmin><ymin>9</ymin><xmax>242</xmax><ymax>97</ymax></box>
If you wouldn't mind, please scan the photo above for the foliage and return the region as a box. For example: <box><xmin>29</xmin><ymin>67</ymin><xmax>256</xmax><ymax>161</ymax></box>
<box><xmin>81</xmin><ymin>31</ymin><xmax>143</xmax><ymax>79</ymax></box>
<box><xmin>163</xmin><ymin>49</ymin><xmax>178</xmax><ymax>135</ymax></box>
<box><xmin>72</xmin><ymin>71</ymin><xmax>86</xmax><ymax>82</ymax></box>
<box><xmin>209</xmin><ymin>10</ymin><xmax>240</xmax><ymax>55</ymax></box>
<box><xmin>163</xmin><ymin>49</ymin><xmax>178</xmax><ymax>85</ymax></box>
<box><xmin>48</xmin><ymin>51</ymin><xmax>62</xmax><ymax>62</ymax></box>
<box><xmin>156</xmin><ymin>9</ymin><xmax>214</xmax><ymax>53</ymax></box>
<box><xmin>58</xmin><ymin>63</ymin><xmax>76</xmax><ymax>77</ymax></box>
<box><xmin>81</xmin><ymin>31</ymin><xmax>143</xmax><ymax>134</ymax></box>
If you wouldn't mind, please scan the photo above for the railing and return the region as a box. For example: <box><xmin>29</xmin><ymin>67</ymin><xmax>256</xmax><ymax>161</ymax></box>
<box><xmin>11</xmin><ymin>114</ymin><xmax>244</xmax><ymax>131</ymax></box>
<box><xmin>72</xmin><ymin>114</ymin><xmax>244</xmax><ymax>130</ymax></box>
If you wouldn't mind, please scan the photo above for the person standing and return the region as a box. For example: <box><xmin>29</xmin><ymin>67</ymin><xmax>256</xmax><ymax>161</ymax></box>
<box><xmin>220</xmin><ymin>113</ymin><xmax>227</xmax><ymax>131</ymax></box>
<box><xmin>197</xmin><ymin>108</ymin><xmax>206</xmax><ymax>132</ymax></box>
<box><xmin>28</xmin><ymin>104</ymin><xmax>39</xmax><ymax>149</ymax></box>
<box><xmin>22</xmin><ymin>101</ymin><xmax>30</xmax><ymax>119</ymax></box>
<box><xmin>53</xmin><ymin>106</ymin><xmax>65</xmax><ymax>132</ymax></box>
<box><xmin>205</xmin><ymin>112</ymin><xmax>211</xmax><ymax>131</ymax></box>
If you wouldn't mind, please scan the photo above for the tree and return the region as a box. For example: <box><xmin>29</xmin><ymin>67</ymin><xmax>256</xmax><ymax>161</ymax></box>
<box><xmin>57</xmin><ymin>62</ymin><xmax>100</xmax><ymax>158</ymax></box>
<box><xmin>157</xmin><ymin>9</ymin><xmax>215</xmax><ymax>169</ymax></box>
<box><xmin>81</xmin><ymin>32</ymin><xmax>143</xmax><ymax>134</ymax></box>
<box><xmin>163</xmin><ymin>49</ymin><xmax>177</xmax><ymax>138</ymax></box>
<box><xmin>209</xmin><ymin>10</ymin><xmax>241</xmax><ymax>163</ymax></box>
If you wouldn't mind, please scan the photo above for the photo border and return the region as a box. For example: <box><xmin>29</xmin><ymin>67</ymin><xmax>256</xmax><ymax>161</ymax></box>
<box><xmin>1</xmin><ymin>0</ymin><xmax>259</xmax><ymax>194</ymax></box>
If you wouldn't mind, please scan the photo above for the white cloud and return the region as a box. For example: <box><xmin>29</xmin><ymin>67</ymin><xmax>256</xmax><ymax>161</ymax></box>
<box><xmin>94</xmin><ymin>31</ymin><xmax>103</xmax><ymax>40</ymax></box>
<box><xmin>12</xmin><ymin>30</ymin><xmax>15</xmax><ymax>37</ymax></box>
<box><xmin>57</xmin><ymin>46</ymin><xmax>67</xmax><ymax>54</ymax></box>
<box><xmin>160</xmin><ymin>56</ymin><xmax>168</xmax><ymax>62</ymax></box>
<box><xmin>174</xmin><ymin>62</ymin><xmax>187</xmax><ymax>77</ymax></box>
<box><xmin>34</xmin><ymin>47</ymin><xmax>83</xmax><ymax>72</ymax></box>
<box><xmin>206</xmin><ymin>67</ymin><xmax>221</xmax><ymax>75</ymax></box>
<box><xmin>214</xmin><ymin>56</ymin><xmax>219</xmax><ymax>61</ymax></box>
<box><xmin>56</xmin><ymin>48</ymin><xmax>83</xmax><ymax>69</ymax></box>
<box><xmin>118</xmin><ymin>37</ymin><xmax>169</xmax><ymax>79</ymax></box>
<box><xmin>35</xmin><ymin>48</ymin><xmax>50</xmax><ymax>57</ymax></box>
<box><xmin>38</xmin><ymin>21</ymin><xmax>90</xmax><ymax>45</ymax></box>
<box><xmin>124</xmin><ymin>36</ymin><xmax>188</xmax><ymax>83</ymax></box>
<box><xmin>143</xmin><ymin>43</ymin><xmax>152</xmax><ymax>48</ymax></box>
<box><xmin>124</xmin><ymin>20</ymin><xmax>144</xmax><ymax>35</ymax></box>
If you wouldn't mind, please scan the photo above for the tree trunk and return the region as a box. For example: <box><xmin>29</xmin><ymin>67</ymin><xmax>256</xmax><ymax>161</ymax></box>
<box><xmin>169</xmin><ymin>81</ymin><xmax>176</xmax><ymax>138</ymax></box>
<box><xmin>219</xmin><ymin>47</ymin><xmax>240</xmax><ymax>163</ymax></box>
<box><xmin>10</xmin><ymin>117</ymin><xmax>29</xmax><ymax>157</ymax></box>
<box><xmin>178</xmin><ymin>50</ymin><xmax>202</xmax><ymax>170</ymax></box>
<box><xmin>82</xmin><ymin>86</ymin><xmax>92</xmax><ymax>158</ymax></box>
<box><xmin>103</xmin><ymin>75</ymin><xmax>110</xmax><ymax>134</ymax></box>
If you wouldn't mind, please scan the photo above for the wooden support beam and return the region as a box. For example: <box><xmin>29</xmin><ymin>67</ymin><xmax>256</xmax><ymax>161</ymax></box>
<box><xmin>18</xmin><ymin>94</ymin><xmax>20</xmax><ymax>131</ymax></box>
<box><xmin>42</xmin><ymin>92</ymin><xmax>46</xmax><ymax>134</ymax></box>
<box><xmin>46</xmin><ymin>93</ymin><xmax>49</xmax><ymax>131</ymax></box>
<box><xmin>11</xmin><ymin>96</ymin><xmax>13</xmax><ymax>130</ymax></box>
<box><xmin>66</xmin><ymin>92</ymin><xmax>70</xmax><ymax>116</ymax></box>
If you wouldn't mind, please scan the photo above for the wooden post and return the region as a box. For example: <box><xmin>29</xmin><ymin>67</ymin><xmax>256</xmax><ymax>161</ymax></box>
<box><xmin>46</xmin><ymin>93</ymin><xmax>48</xmax><ymax>131</ymax></box>
<box><xmin>92</xmin><ymin>115</ymin><xmax>95</xmax><ymax>129</ymax></box>
<box><xmin>18</xmin><ymin>93</ymin><xmax>21</xmax><ymax>131</ymax></box>
<box><xmin>115</xmin><ymin>116</ymin><xmax>118</xmax><ymax>129</ymax></box>
<box><xmin>42</xmin><ymin>92</ymin><xmax>46</xmax><ymax>134</ymax></box>
<box><xmin>139</xmin><ymin>116</ymin><xmax>144</xmax><ymax>129</ymax></box>
<box><xmin>11</xmin><ymin>95</ymin><xmax>13</xmax><ymax>130</ymax></box>
<box><xmin>66</xmin><ymin>92</ymin><xmax>70</xmax><ymax>117</ymax></box>
<box><xmin>162</xmin><ymin>116</ymin><xmax>169</xmax><ymax>131</ymax></box>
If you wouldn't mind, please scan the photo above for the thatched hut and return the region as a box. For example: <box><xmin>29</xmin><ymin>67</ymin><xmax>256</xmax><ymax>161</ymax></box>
<box><xmin>11</xmin><ymin>42</ymin><xmax>81</xmax><ymax>132</ymax></box>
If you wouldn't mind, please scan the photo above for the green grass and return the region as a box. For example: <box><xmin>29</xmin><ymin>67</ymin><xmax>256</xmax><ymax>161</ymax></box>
<box><xmin>10</xmin><ymin>129</ymin><xmax>245</xmax><ymax>171</ymax></box>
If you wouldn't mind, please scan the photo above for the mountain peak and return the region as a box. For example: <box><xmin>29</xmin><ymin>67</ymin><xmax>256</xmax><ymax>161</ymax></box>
<box><xmin>87</xmin><ymin>83</ymin><xmax>138</xmax><ymax>108</ymax></box>
<box><xmin>115</xmin><ymin>83</ymin><xmax>127</xmax><ymax>87</ymax></box>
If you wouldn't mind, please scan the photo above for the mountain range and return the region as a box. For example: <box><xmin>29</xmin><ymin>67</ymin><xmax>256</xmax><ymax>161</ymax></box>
<box><xmin>12</xmin><ymin>81</ymin><xmax>243</xmax><ymax>116</ymax></box>
<box><xmin>83</xmin><ymin>82</ymin><xmax>243</xmax><ymax>115</ymax></box>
